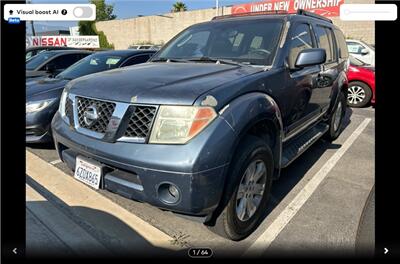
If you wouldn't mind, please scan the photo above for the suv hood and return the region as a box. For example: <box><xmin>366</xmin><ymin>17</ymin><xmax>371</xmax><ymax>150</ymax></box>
<box><xmin>68</xmin><ymin>62</ymin><xmax>262</xmax><ymax>105</ymax></box>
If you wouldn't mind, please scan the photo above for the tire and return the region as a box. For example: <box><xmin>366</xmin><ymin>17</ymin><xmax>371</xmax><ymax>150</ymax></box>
<box><xmin>347</xmin><ymin>81</ymin><xmax>372</xmax><ymax>108</ymax></box>
<box><xmin>324</xmin><ymin>91</ymin><xmax>347</xmax><ymax>141</ymax></box>
<box><xmin>208</xmin><ymin>136</ymin><xmax>273</xmax><ymax>240</ymax></box>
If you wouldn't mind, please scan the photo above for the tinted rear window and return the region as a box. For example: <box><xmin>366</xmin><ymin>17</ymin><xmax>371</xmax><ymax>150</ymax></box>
<box><xmin>314</xmin><ymin>26</ymin><xmax>337</xmax><ymax>63</ymax></box>
<box><xmin>26</xmin><ymin>51</ymin><xmax>57</xmax><ymax>70</ymax></box>
<box><xmin>334</xmin><ymin>29</ymin><xmax>349</xmax><ymax>59</ymax></box>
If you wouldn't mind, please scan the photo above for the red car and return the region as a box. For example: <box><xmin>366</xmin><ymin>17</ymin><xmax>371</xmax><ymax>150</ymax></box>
<box><xmin>346</xmin><ymin>56</ymin><xmax>375</xmax><ymax>107</ymax></box>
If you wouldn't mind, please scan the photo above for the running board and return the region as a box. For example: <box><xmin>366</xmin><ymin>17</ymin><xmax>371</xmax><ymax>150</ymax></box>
<box><xmin>281</xmin><ymin>123</ymin><xmax>329</xmax><ymax>168</ymax></box>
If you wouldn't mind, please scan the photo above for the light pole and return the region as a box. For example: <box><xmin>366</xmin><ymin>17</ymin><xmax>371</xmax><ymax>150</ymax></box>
<box><xmin>216</xmin><ymin>0</ymin><xmax>219</xmax><ymax>16</ymax></box>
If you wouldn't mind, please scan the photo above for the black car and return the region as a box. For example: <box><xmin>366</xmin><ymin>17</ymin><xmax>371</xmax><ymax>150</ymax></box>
<box><xmin>26</xmin><ymin>50</ymin><xmax>92</xmax><ymax>79</ymax></box>
<box><xmin>27</xmin><ymin>49</ymin><xmax>156</xmax><ymax>143</ymax></box>
<box><xmin>52</xmin><ymin>10</ymin><xmax>349</xmax><ymax>240</ymax></box>
<box><xmin>26</xmin><ymin>46</ymin><xmax>77</xmax><ymax>61</ymax></box>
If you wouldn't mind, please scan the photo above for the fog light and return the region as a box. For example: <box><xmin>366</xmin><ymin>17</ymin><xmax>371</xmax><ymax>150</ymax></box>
<box><xmin>157</xmin><ymin>183</ymin><xmax>181</xmax><ymax>204</ymax></box>
<box><xmin>168</xmin><ymin>185</ymin><xmax>179</xmax><ymax>198</ymax></box>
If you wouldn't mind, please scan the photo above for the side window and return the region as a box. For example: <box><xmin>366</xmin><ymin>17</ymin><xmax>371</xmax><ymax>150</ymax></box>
<box><xmin>45</xmin><ymin>54</ymin><xmax>83</xmax><ymax>70</ymax></box>
<box><xmin>122</xmin><ymin>55</ymin><xmax>151</xmax><ymax>67</ymax></box>
<box><xmin>346</xmin><ymin>41</ymin><xmax>365</xmax><ymax>54</ymax></box>
<box><xmin>288</xmin><ymin>23</ymin><xmax>314</xmax><ymax>68</ymax></box>
<box><xmin>315</xmin><ymin>26</ymin><xmax>337</xmax><ymax>64</ymax></box>
<box><xmin>334</xmin><ymin>29</ymin><xmax>349</xmax><ymax>59</ymax></box>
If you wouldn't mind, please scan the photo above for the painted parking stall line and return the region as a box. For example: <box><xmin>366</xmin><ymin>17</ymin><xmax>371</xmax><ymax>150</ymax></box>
<box><xmin>50</xmin><ymin>159</ymin><xmax>62</xmax><ymax>165</ymax></box>
<box><xmin>244</xmin><ymin>118</ymin><xmax>371</xmax><ymax>256</ymax></box>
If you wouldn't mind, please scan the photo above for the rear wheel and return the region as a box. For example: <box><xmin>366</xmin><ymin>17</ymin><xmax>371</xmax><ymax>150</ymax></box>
<box><xmin>208</xmin><ymin>136</ymin><xmax>273</xmax><ymax>240</ymax></box>
<box><xmin>347</xmin><ymin>81</ymin><xmax>372</xmax><ymax>108</ymax></box>
<box><xmin>324</xmin><ymin>91</ymin><xmax>347</xmax><ymax>141</ymax></box>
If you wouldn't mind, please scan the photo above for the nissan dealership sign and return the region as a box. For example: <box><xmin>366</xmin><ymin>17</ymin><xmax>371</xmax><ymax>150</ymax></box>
<box><xmin>232</xmin><ymin>0</ymin><xmax>343</xmax><ymax>17</ymax></box>
<box><xmin>26</xmin><ymin>35</ymin><xmax>100</xmax><ymax>48</ymax></box>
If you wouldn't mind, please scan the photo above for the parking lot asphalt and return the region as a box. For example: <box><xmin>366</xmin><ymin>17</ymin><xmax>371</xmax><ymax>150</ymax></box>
<box><xmin>26</xmin><ymin>106</ymin><xmax>375</xmax><ymax>258</ymax></box>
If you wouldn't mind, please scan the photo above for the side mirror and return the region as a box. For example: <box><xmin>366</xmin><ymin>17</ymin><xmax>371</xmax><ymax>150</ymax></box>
<box><xmin>295</xmin><ymin>48</ymin><xmax>326</xmax><ymax>68</ymax></box>
<box><xmin>45</xmin><ymin>63</ymin><xmax>56</xmax><ymax>73</ymax></box>
<box><xmin>360</xmin><ymin>48</ymin><xmax>369</xmax><ymax>55</ymax></box>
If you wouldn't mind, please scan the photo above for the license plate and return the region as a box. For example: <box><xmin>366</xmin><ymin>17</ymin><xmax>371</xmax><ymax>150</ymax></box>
<box><xmin>74</xmin><ymin>157</ymin><xmax>102</xmax><ymax>189</ymax></box>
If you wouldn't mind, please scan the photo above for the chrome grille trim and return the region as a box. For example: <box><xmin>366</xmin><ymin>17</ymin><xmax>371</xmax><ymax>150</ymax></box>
<box><xmin>76</xmin><ymin>96</ymin><xmax>116</xmax><ymax>133</ymax></box>
<box><xmin>69</xmin><ymin>94</ymin><xmax>158</xmax><ymax>143</ymax></box>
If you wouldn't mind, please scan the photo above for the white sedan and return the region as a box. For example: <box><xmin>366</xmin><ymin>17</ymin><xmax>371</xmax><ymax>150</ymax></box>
<box><xmin>346</xmin><ymin>39</ymin><xmax>375</xmax><ymax>66</ymax></box>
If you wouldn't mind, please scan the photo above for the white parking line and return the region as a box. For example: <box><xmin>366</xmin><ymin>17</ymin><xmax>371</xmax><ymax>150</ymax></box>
<box><xmin>244</xmin><ymin>118</ymin><xmax>371</xmax><ymax>257</ymax></box>
<box><xmin>50</xmin><ymin>159</ymin><xmax>62</xmax><ymax>165</ymax></box>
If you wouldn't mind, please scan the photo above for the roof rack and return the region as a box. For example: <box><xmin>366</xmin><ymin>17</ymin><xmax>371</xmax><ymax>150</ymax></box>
<box><xmin>212</xmin><ymin>10</ymin><xmax>288</xmax><ymax>20</ymax></box>
<box><xmin>212</xmin><ymin>9</ymin><xmax>332</xmax><ymax>23</ymax></box>
<box><xmin>297</xmin><ymin>9</ymin><xmax>332</xmax><ymax>23</ymax></box>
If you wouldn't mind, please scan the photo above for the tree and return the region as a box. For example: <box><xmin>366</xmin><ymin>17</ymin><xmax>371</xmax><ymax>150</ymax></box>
<box><xmin>172</xmin><ymin>2</ymin><xmax>187</xmax><ymax>12</ymax></box>
<box><xmin>78</xmin><ymin>0</ymin><xmax>116</xmax><ymax>48</ymax></box>
<box><xmin>93</xmin><ymin>0</ymin><xmax>117</xmax><ymax>21</ymax></box>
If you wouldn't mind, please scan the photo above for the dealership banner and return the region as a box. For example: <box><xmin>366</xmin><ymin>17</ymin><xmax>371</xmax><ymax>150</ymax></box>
<box><xmin>232</xmin><ymin>0</ymin><xmax>343</xmax><ymax>17</ymax></box>
<box><xmin>26</xmin><ymin>36</ymin><xmax>100</xmax><ymax>48</ymax></box>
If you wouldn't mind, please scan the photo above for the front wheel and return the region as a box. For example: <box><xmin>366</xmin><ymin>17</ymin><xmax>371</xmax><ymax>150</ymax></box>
<box><xmin>347</xmin><ymin>81</ymin><xmax>372</xmax><ymax>108</ymax></box>
<box><xmin>208</xmin><ymin>136</ymin><xmax>273</xmax><ymax>240</ymax></box>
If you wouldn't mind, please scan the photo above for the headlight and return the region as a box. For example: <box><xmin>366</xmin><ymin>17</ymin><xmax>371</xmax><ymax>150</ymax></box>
<box><xmin>59</xmin><ymin>90</ymin><xmax>68</xmax><ymax>116</ymax></box>
<box><xmin>26</xmin><ymin>99</ymin><xmax>56</xmax><ymax>113</ymax></box>
<box><xmin>149</xmin><ymin>106</ymin><xmax>217</xmax><ymax>144</ymax></box>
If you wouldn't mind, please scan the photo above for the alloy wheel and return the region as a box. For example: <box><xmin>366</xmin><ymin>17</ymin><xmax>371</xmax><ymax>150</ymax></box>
<box><xmin>236</xmin><ymin>160</ymin><xmax>267</xmax><ymax>222</ymax></box>
<box><xmin>348</xmin><ymin>86</ymin><xmax>366</xmax><ymax>105</ymax></box>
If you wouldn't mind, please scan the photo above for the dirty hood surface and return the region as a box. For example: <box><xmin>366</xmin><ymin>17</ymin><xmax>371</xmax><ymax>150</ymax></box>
<box><xmin>68</xmin><ymin>62</ymin><xmax>262</xmax><ymax>105</ymax></box>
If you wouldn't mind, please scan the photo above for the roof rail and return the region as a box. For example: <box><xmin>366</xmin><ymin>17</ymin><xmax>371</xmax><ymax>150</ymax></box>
<box><xmin>297</xmin><ymin>9</ymin><xmax>332</xmax><ymax>23</ymax></box>
<box><xmin>212</xmin><ymin>10</ymin><xmax>288</xmax><ymax>20</ymax></box>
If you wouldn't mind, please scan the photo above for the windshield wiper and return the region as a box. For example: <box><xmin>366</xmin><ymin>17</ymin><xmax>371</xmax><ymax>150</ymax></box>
<box><xmin>55</xmin><ymin>75</ymin><xmax>73</xmax><ymax>80</ymax></box>
<box><xmin>188</xmin><ymin>57</ymin><xmax>244</xmax><ymax>66</ymax></box>
<box><xmin>151</xmin><ymin>57</ymin><xmax>189</xmax><ymax>63</ymax></box>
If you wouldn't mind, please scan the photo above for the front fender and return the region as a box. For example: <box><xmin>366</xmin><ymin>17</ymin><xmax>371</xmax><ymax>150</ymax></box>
<box><xmin>218</xmin><ymin>92</ymin><xmax>283</xmax><ymax>168</ymax></box>
<box><xmin>204</xmin><ymin>92</ymin><xmax>284</xmax><ymax>224</ymax></box>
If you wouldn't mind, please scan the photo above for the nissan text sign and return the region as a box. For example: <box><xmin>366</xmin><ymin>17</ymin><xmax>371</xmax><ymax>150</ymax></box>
<box><xmin>232</xmin><ymin>0</ymin><xmax>343</xmax><ymax>17</ymax></box>
<box><xmin>26</xmin><ymin>35</ymin><xmax>100</xmax><ymax>48</ymax></box>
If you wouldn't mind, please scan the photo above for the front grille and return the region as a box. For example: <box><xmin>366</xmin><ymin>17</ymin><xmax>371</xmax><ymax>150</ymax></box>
<box><xmin>65</xmin><ymin>97</ymin><xmax>74</xmax><ymax>125</ymax></box>
<box><xmin>76</xmin><ymin>97</ymin><xmax>116</xmax><ymax>133</ymax></box>
<box><xmin>124</xmin><ymin>106</ymin><xmax>157</xmax><ymax>138</ymax></box>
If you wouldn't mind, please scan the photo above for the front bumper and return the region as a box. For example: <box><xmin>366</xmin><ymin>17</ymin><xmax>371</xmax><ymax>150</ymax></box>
<box><xmin>51</xmin><ymin>112</ymin><xmax>236</xmax><ymax>216</ymax></box>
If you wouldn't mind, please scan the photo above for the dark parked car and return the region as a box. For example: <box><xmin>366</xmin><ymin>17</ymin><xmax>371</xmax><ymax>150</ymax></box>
<box><xmin>27</xmin><ymin>50</ymin><xmax>156</xmax><ymax>143</ymax></box>
<box><xmin>26</xmin><ymin>50</ymin><xmax>92</xmax><ymax>79</ymax></box>
<box><xmin>26</xmin><ymin>46</ymin><xmax>77</xmax><ymax>61</ymax></box>
<box><xmin>52</xmin><ymin>10</ymin><xmax>349</xmax><ymax>240</ymax></box>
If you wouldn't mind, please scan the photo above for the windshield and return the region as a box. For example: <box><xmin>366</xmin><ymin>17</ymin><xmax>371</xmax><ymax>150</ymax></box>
<box><xmin>349</xmin><ymin>55</ymin><xmax>365</xmax><ymax>66</ymax></box>
<box><xmin>26</xmin><ymin>51</ymin><xmax>57</xmax><ymax>70</ymax></box>
<box><xmin>56</xmin><ymin>53</ymin><xmax>123</xmax><ymax>80</ymax></box>
<box><xmin>152</xmin><ymin>19</ymin><xmax>283</xmax><ymax>66</ymax></box>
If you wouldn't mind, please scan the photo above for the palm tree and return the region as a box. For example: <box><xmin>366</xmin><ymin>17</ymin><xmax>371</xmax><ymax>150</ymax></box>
<box><xmin>172</xmin><ymin>2</ymin><xmax>187</xmax><ymax>12</ymax></box>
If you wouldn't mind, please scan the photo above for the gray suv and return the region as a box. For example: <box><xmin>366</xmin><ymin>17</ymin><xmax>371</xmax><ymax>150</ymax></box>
<box><xmin>52</xmin><ymin>10</ymin><xmax>349</xmax><ymax>240</ymax></box>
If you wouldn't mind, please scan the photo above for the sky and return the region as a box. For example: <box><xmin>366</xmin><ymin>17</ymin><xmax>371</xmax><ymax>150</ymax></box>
<box><xmin>30</xmin><ymin>0</ymin><xmax>254</xmax><ymax>31</ymax></box>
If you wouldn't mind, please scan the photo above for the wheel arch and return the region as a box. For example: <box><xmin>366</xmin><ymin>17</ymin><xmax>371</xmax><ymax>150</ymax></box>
<box><xmin>205</xmin><ymin>92</ymin><xmax>283</xmax><ymax>225</ymax></box>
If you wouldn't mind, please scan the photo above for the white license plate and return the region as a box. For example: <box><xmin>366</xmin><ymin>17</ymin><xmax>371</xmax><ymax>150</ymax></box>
<box><xmin>74</xmin><ymin>157</ymin><xmax>102</xmax><ymax>189</ymax></box>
